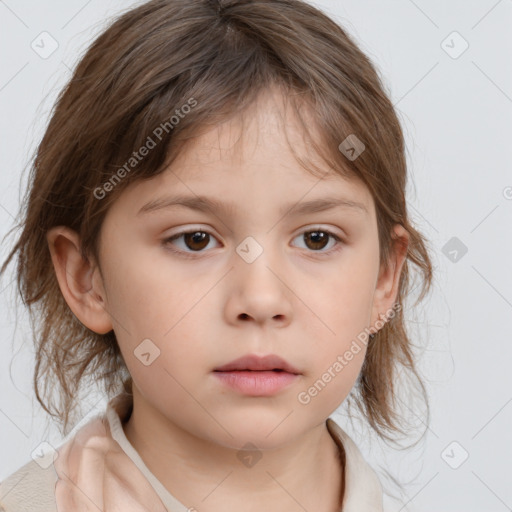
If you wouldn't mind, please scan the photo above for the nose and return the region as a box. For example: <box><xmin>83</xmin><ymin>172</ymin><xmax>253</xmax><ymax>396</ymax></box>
<box><xmin>224</xmin><ymin>244</ymin><xmax>293</xmax><ymax>328</ymax></box>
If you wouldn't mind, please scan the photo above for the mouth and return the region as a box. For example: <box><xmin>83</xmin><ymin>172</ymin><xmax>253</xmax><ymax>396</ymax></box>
<box><xmin>213</xmin><ymin>368</ymin><xmax>295</xmax><ymax>374</ymax></box>
<box><xmin>213</xmin><ymin>353</ymin><xmax>301</xmax><ymax>375</ymax></box>
<box><xmin>212</xmin><ymin>369</ymin><xmax>300</xmax><ymax>396</ymax></box>
<box><xmin>213</xmin><ymin>354</ymin><xmax>302</xmax><ymax>397</ymax></box>
<box><xmin>212</xmin><ymin>353</ymin><xmax>301</xmax><ymax>396</ymax></box>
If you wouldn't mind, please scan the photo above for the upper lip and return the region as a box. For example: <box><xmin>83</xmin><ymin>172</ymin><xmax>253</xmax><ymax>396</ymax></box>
<box><xmin>213</xmin><ymin>354</ymin><xmax>301</xmax><ymax>374</ymax></box>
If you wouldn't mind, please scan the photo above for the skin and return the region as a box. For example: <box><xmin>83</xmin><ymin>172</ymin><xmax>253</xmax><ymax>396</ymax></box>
<box><xmin>47</xmin><ymin>86</ymin><xmax>408</xmax><ymax>512</ymax></box>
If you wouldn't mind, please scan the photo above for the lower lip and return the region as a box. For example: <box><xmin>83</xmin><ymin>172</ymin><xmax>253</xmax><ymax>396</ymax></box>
<box><xmin>213</xmin><ymin>370</ymin><xmax>299</xmax><ymax>396</ymax></box>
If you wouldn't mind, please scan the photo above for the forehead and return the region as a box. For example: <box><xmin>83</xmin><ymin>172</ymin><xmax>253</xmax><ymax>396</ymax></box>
<box><xmin>177</xmin><ymin>86</ymin><xmax>324</xmax><ymax>171</ymax></box>
<box><xmin>111</xmin><ymin>86</ymin><xmax>374</xmax><ymax>218</ymax></box>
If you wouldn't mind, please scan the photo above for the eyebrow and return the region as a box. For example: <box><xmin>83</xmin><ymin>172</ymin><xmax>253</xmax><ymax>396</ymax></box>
<box><xmin>137</xmin><ymin>194</ymin><xmax>368</xmax><ymax>217</ymax></box>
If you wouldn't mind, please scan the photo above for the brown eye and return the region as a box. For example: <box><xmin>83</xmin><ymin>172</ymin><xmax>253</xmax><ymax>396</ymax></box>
<box><xmin>164</xmin><ymin>230</ymin><xmax>217</xmax><ymax>253</ymax></box>
<box><xmin>163</xmin><ymin>227</ymin><xmax>343</xmax><ymax>258</ymax></box>
<box><xmin>293</xmin><ymin>229</ymin><xmax>342</xmax><ymax>254</ymax></box>
<box><xmin>303</xmin><ymin>231</ymin><xmax>330</xmax><ymax>250</ymax></box>
<box><xmin>182</xmin><ymin>231</ymin><xmax>210</xmax><ymax>251</ymax></box>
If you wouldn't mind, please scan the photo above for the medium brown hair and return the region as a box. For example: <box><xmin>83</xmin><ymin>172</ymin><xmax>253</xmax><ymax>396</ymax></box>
<box><xmin>1</xmin><ymin>0</ymin><xmax>432</xmax><ymax>452</ymax></box>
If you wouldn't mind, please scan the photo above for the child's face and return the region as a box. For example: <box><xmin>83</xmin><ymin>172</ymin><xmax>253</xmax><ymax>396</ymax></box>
<box><xmin>91</xmin><ymin>88</ymin><xmax>405</xmax><ymax>449</ymax></box>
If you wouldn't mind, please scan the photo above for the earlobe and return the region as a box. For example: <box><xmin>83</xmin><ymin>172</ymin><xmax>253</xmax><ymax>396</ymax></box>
<box><xmin>370</xmin><ymin>224</ymin><xmax>409</xmax><ymax>331</ymax></box>
<box><xmin>46</xmin><ymin>226</ymin><xmax>113</xmax><ymax>334</ymax></box>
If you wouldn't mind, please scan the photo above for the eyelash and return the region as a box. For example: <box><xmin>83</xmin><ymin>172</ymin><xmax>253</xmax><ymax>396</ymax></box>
<box><xmin>162</xmin><ymin>227</ymin><xmax>344</xmax><ymax>259</ymax></box>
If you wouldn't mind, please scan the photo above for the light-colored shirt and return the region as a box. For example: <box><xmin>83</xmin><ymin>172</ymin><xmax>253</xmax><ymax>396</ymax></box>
<box><xmin>0</xmin><ymin>393</ymin><xmax>383</xmax><ymax>511</ymax></box>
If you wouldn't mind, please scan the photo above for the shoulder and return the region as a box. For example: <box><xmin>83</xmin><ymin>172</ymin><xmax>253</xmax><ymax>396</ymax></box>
<box><xmin>0</xmin><ymin>397</ymin><xmax>127</xmax><ymax>512</ymax></box>
<box><xmin>0</xmin><ymin>459</ymin><xmax>58</xmax><ymax>512</ymax></box>
<box><xmin>326</xmin><ymin>417</ymin><xmax>384</xmax><ymax>512</ymax></box>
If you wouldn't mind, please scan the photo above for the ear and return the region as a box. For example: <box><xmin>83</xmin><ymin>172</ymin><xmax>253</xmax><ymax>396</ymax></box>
<box><xmin>46</xmin><ymin>226</ymin><xmax>113</xmax><ymax>334</ymax></box>
<box><xmin>370</xmin><ymin>224</ymin><xmax>409</xmax><ymax>333</ymax></box>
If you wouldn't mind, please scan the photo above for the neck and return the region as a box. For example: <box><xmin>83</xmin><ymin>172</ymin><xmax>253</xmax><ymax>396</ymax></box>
<box><xmin>122</xmin><ymin>389</ymin><xmax>345</xmax><ymax>512</ymax></box>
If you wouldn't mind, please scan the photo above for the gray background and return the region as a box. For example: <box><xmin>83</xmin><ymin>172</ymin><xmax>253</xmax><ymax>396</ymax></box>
<box><xmin>1</xmin><ymin>1</ymin><xmax>511</xmax><ymax>510</ymax></box>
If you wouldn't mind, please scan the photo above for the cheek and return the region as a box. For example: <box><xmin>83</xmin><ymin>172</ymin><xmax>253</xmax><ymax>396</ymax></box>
<box><xmin>295</xmin><ymin>254</ymin><xmax>375</xmax><ymax>407</ymax></box>
<box><xmin>102</xmin><ymin>243</ymin><xmax>190</xmax><ymax>335</ymax></box>
<box><xmin>304</xmin><ymin>261</ymin><xmax>376</xmax><ymax>348</ymax></box>
<box><xmin>298</xmin><ymin>319</ymin><xmax>368</xmax><ymax>415</ymax></box>
<box><xmin>117</xmin><ymin>316</ymin><xmax>206</xmax><ymax>413</ymax></box>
